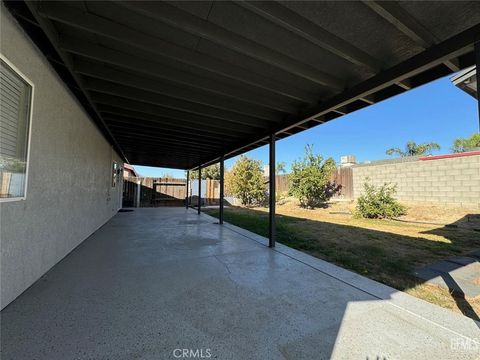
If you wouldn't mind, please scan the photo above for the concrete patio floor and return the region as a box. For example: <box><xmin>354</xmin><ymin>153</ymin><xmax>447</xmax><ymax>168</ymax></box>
<box><xmin>1</xmin><ymin>207</ymin><xmax>479</xmax><ymax>360</ymax></box>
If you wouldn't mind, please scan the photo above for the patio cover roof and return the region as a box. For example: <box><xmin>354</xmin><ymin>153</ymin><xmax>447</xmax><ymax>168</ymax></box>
<box><xmin>5</xmin><ymin>1</ymin><xmax>480</xmax><ymax>169</ymax></box>
<box><xmin>451</xmin><ymin>65</ymin><xmax>477</xmax><ymax>98</ymax></box>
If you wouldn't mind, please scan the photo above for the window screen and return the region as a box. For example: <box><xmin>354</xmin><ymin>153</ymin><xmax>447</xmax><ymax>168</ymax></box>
<box><xmin>0</xmin><ymin>58</ymin><xmax>32</xmax><ymax>199</ymax></box>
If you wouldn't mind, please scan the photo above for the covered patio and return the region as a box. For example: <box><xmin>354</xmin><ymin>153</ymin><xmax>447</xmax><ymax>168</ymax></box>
<box><xmin>2</xmin><ymin>1</ymin><xmax>480</xmax><ymax>359</ymax></box>
<box><xmin>4</xmin><ymin>0</ymin><xmax>480</xmax><ymax>248</ymax></box>
<box><xmin>1</xmin><ymin>207</ymin><xmax>478</xmax><ymax>359</ymax></box>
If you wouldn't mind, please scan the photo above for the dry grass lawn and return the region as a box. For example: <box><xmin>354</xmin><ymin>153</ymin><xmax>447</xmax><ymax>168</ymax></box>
<box><xmin>204</xmin><ymin>200</ymin><xmax>480</xmax><ymax>320</ymax></box>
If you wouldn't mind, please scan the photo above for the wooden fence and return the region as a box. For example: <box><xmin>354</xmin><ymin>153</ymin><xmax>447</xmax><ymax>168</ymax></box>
<box><xmin>204</xmin><ymin>178</ymin><xmax>220</xmax><ymax>205</ymax></box>
<box><xmin>331</xmin><ymin>167</ymin><xmax>353</xmax><ymax>199</ymax></box>
<box><xmin>123</xmin><ymin>177</ymin><xmax>187</xmax><ymax>207</ymax></box>
<box><xmin>276</xmin><ymin>174</ymin><xmax>290</xmax><ymax>193</ymax></box>
<box><xmin>123</xmin><ymin>177</ymin><xmax>223</xmax><ymax>207</ymax></box>
<box><xmin>123</xmin><ymin>168</ymin><xmax>354</xmax><ymax>208</ymax></box>
<box><xmin>274</xmin><ymin>168</ymin><xmax>353</xmax><ymax>199</ymax></box>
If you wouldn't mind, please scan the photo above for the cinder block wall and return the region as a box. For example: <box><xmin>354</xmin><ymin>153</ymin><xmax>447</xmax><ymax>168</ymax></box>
<box><xmin>0</xmin><ymin>7</ymin><xmax>124</xmax><ymax>309</ymax></box>
<box><xmin>352</xmin><ymin>154</ymin><xmax>480</xmax><ymax>208</ymax></box>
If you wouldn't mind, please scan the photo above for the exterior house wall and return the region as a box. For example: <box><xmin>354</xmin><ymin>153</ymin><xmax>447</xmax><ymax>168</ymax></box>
<box><xmin>0</xmin><ymin>8</ymin><xmax>123</xmax><ymax>309</ymax></box>
<box><xmin>352</xmin><ymin>154</ymin><xmax>480</xmax><ymax>208</ymax></box>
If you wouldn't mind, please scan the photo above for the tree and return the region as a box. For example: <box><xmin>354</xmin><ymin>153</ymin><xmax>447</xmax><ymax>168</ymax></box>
<box><xmin>276</xmin><ymin>161</ymin><xmax>287</xmax><ymax>175</ymax></box>
<box><xmin>187</xmin><ymin>164</ymin><xmax>220</xmax><ymax>180</ymax></box>
<box><xmin>288</xmin><ymin>145</ymin><xmax>337</xmax><ymax>208</ymax></box>
<box><xmin>451</xmin><ymin>133</ymin><xmax>480</xmax><ymax>153</ymax></box>
<box><xmin>225</xmin><ymin>155</ymin><xmax>266</xmax><ymax>206</ymax></box>
<box><xmin>386</xmin><ymin>141</ymin><xmax>440</xmax><ymax>157</ymax></box>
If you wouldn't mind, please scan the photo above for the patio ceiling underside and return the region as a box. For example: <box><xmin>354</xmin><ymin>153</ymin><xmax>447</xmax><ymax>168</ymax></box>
<box><xmin>5</xmin><ymin>1</ymin><xmax>480</xmax><ymax>169</ymax></box>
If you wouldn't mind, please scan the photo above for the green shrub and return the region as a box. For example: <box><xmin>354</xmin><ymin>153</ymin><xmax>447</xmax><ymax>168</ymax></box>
<box><xmin>275</xmin><ymin>191</ymin><xmax>289</xmax><ymax>205</ymax></box>
<box><xmin>225</xmin><ymin>155</ymin><xmax>266</xmax><ymax>206</ymax></box>
<box><xmin>355</xmin><ymin>181</ymin><xmax>406</xmax><ymax>219</ymax></box>
<box><xmin>289</xmin><ymin>145</ymin><xmax>337</xmax><ymax>208</ymax></box>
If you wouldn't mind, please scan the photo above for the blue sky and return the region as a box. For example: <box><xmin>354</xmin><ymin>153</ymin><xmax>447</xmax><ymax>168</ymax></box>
<box><xmin>134</xmin><ymin>75</ymin><xmax>478</xmax><ymax>178</ymax></box>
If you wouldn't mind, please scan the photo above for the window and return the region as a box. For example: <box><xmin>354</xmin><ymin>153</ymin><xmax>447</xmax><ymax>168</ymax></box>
<box><xmin>0</xmin><ymin>56</ymin><xmax>33</xmax><ymax>201</ymax></box>
<box><xmin>112</xmin><ymin>161</ymin><xmax>118</xmax><ymax>187</ymax></box>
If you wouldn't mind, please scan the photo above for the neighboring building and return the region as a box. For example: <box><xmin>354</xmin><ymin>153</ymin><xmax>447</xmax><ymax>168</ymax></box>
<box><xmin>263</xmin><ymin>164</ymin><xmax>269</xmax><ymax>177</ymax></box>
<box><xmin>451</xmin><ymin>65</ymin><xmax>477</xmax><ymax>98</ymax></box>
<box><xmin>0</xmin><ymin>8</ymin><xmax>124</xmax><ymax>309</ymax></box>
<box><xmin>123</xmin><ymin>163</ymin><xmax>139</xmax><ymax>178</ymax></box>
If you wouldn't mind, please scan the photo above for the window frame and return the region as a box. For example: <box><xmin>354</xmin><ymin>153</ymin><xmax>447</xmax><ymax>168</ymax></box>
<box><xmin>112</xmin><ymin>161</ymin><xmax>118</xmax><ymax>188</ymax></box>
<box><xmin>0</xmin><ymin>53</ymin><xmax>34</xmax><ymax>203</ymax></box>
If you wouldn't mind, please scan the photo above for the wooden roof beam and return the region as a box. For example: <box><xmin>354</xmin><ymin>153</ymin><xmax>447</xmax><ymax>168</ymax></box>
<box><xmin>59</xmin><ymin>36</ymin><xmax>298</xmax><ymax>113</ymax></box>
<box><xmin>38</xmin><ymin>2</ymin><xmax>317</xmax><ymax>103</ymax></box>
<box><xmin>363</xmin><ymin>1</ymin><xmax>461</xmax><ymax>73</ymax></box>
<box><xmin>237</xmin><ymin>1</ymin><xmax>382</xmax><ymax>72</ymax></box>
<box><xmin>119</xmin><ymin>1</ymin><xmax>343</xmax><ymax>89</ymax></box>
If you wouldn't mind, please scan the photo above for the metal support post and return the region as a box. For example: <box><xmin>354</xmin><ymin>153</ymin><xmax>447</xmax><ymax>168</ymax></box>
<box><xmin>219</xmin><ymin>157</ymin><xmax>225</xmax><ymax>224</ymax></box>
<box><xmin>186</xmin><ymin>170</ymin><xmax>189</xmax><ymax>209</ymax></box>
<box><xmin>269</xmin><ymin>134</ymin><xmax>276</xmax><ymax>248</ymax></box>
<box><xmin>198</xmin><ymin>167</ymin><xmax>201</xmax><ymax>214</ymax></box>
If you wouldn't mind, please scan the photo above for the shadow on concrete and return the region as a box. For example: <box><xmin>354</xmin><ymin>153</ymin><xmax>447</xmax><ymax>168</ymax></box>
<box><xmin>440</xmin><ymin>272</ymin><xmax>480</xmax><ymax>323</ymax></box>
<box><xmin>418</xmin><ymin>215</ymin><xmax>480</xmax><ymax>323</ymax></box>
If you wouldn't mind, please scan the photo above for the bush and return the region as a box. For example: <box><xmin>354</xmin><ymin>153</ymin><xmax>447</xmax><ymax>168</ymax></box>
<box><xmin>225</xmin><ymin>155</ymin><xmax>266</xmax><ymax>206</ymax></box>
<box><xmin>288</xmin><ymin>145</ymin><xmax>337</xmax><ymax>208</ymax></box>
<box><xmin>275</xmin><ymin>191</ymin><xmax>289</xmax><ymax>205</ymax></box>
<box><xmin>355</xmin><ymin>181</ymin><xmax>406</xmax><ymax>219</ymax></box>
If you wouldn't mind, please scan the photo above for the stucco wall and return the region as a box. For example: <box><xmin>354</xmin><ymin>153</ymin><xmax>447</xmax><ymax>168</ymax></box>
<box><xmin>352</xmin><ymin>154</ymin><xmax>480</xmax><ymax>208</ymax></box>
<box><xmin>0</xmin><ymin>8</ymin><xmax>123</xmax><ymax>309</ymax></box>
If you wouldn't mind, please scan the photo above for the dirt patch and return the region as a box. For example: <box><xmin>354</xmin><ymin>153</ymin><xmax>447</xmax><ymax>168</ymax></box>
<box><xmin>275</xmin><ymin>199</ymin><xmax>479</xmax><ymax>227</ymax></box>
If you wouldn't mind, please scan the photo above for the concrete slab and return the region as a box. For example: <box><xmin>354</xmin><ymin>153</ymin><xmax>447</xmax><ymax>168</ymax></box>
<box><xmin>414</xmin><ymin>257</ymin><xmax>480</xmax><ymax>298</ymax></box>
<box><xmin>1</xmin><ymin>208</ymin><xmax>479</xmax><ymax>359</ymax></box>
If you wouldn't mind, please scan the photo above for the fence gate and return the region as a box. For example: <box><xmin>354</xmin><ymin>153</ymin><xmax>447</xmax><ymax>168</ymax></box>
<box><xmin>122</xmin><ymin>177</ymin><xmax>137</xmax><ymax>207</ymax></box>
